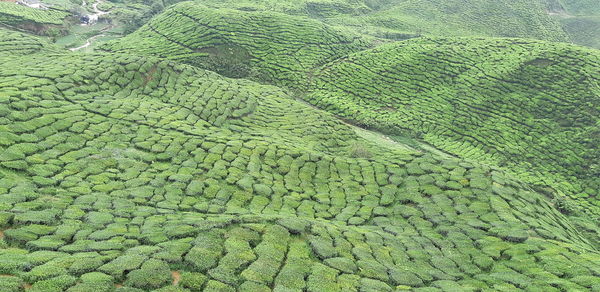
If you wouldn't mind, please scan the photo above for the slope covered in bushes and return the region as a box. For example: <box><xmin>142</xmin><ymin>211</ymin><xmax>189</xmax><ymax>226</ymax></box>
<box><xmin>180</xmin><ymin>0</ymin><xmax>568</xmax><ymax>43</ymax></box>
<box><xmin>0</xmin><ymin>2</ymin><xmax>69</xmax><ymax>27</ymax></box>
<box><xmin>305</xmin><ymin>37</ymin><xmax>600</xmax><ymax>215</ymax></box>
<box><xmin>107</xmin><ymin>6</ymin><xmax>599</xmax><ymax>216</ymax></box>
<box><xmin>0</xmin><ymin>27</ymin><xmax>59</xmax><ymax>55</ymax></box>
<box><xmin>1</xmin><ymin>40</ymin><xmax>599</xmax><ymax>291</ymax></box>
<box><xmin>101</xmin><ymin>1</ymin><xmax>374</xmax><ymax>86</ymax></box>
<box><xmin>357</xmin><ymin>0</ymin><xmax>567</xmax><ymax>42</ymax></box>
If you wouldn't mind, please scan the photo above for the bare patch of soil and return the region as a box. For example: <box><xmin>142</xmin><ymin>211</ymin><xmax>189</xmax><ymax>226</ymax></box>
<box><xmin>172</xmin><ymin>270</ymin><xmax>181</xmax><ymax>285</ymax></box>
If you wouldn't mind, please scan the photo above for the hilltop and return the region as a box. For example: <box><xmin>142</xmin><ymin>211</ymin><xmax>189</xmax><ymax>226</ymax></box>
<box><xmin>100</xmin><ymin>1</ymin><xmax>375</xmax><ymax>86</ymax></box>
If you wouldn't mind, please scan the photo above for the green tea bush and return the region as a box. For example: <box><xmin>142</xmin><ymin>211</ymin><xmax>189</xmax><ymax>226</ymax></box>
<box><xmin>125</xmin><ymin>259</ymin><xmax>172</xmax><ymax>290</ymax></box>
<box><xmin>0</xmin><ymin>276</ymin><xmax>24</xmax><ymax>292</ymax></box>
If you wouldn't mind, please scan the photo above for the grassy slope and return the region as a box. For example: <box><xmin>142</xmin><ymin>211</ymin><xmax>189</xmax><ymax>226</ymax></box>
<box><xmin>0</xmin><ymin>2</ymin><xmax>69</xmax><ymax>25</ymax></box>
<box><xmin>0</xmin><ymin>27</ymin><xmax>59</xmax><ymax>54</ymax></box>
<box><xmin>305</xmin><ymin>37</ymin><xmax>600</xmax><ymax>215</ymax></box>
<box><xmin>184</xmin><ymin>0</ymin><xmax>569</xmax><ymax>42</ymax></box>
<box><xmin>100</xmin><ymin>1</ymin><xmax>375</xmax><ymax>87</ymax></box>
<box><xmin>185</xmin><ymin>0</ymin><xmax>598</xmax><ymax>49</ymax></box>
<box><xmin>103</xmin><ymin>3</ymin><xmax>600</xmax><ymax>216</ymax></box>
<box><xmin>364</xmin><ymin>0</ymin><xmax>568</xmax><ymax>41</ymax></box>
<box><xmin>1</xmin><ymin>30</ymin><xmax>600</xmax><ymax>290</ymax></box>
<box><xmin>544</xmin><ymin>0</ymin><xmax>600</xmax><ymax>49</ymax></box>
<box><xmin>560</xmin><ymin>16</ymin><xmax>600</xmax><ymax>48</ymax></box>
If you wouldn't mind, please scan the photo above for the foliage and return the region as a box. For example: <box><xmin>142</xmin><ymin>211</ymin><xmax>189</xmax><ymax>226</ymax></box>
<box><xmin>0</xmin><ymin>2</ymin><xmax>69</xmax><ymax>25</ymax></box>
<box><xmin>0</xmin><ymin>6</ymin><xmax>599</xmax><ymax>291</ymax></box>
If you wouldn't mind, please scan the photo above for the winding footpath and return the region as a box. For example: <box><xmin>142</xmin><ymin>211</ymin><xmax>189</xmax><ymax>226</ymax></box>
<box><xmin>69</xmin><ymin>0</ymin><xmax>110</xmax><ymax>51</ymax></box>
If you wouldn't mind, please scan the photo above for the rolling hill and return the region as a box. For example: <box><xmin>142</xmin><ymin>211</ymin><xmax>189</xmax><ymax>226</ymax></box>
<box><xmin>304</xmin><ymin>37</ymin><xmax>600</xmax><ymax>216</ymax></box>
<box><xmin>101</xmin><ymin>1</ymin><xmax>374</xmax><ymax>87</ymax></box>
<box><xmin>0</xmin><ymin>46</ymin><xmax>599</xmax><ymax>291</ymax></box>
<box><xmin>177</xmin><ymin>0</ymin><xmax>569</xmax><ymax>42</ymax></box>
<box><xmin>104</xmin><ymin>5</ymin><xmax>600</xmax><ymax>217</ymax></box>
<box><xmin>0</xmin><ymin>1</ymin><xmax>599</xmax><ymax>291</ymax></box>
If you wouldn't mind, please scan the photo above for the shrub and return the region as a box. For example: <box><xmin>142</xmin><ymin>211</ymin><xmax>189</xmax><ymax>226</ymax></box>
<box><xmin>307</xmin><ymin>263</ymin><xmax>340</xmax><ymax>292</ymax></box>
<box><xmin>4</xmin><ymin>228</ymin><xmax>38</xmax><ymax>244</ymax></box>
<box><xmin>180</xmin><ymin>271</ymin><xmax>207</xmax><ymax>290</ymax></box>
<box><xmin>125</xmin><ymin>259</ymin><xmax>172</xmax><ymax>290</ymax></box>
<box><xmin>98</xmin><ymin>254</ymin><xmax>147</xmax><ymax>280</ymax></box>
<box><xmin>359</xmin><ymin>278</ymin><xmax>392</xmax><ymax>292</ymax></box>
<box><xmin>24</xmin><ymin>263</ymin><xmax>68</xmax><ymax>283</ymax></box>
<box><xmin>357</xmin><ymin>260</ymin><xmax>389</xmax><ymax>282</ymax></box>
<box><xmin>239</xmin><ymin>281</ymin><xmax>270</xmax><ymax>292</ymax></box>
<box><xmin>309</xmin><ymin>236</ymin><xmax>337</xmax><ymax>259</ymax></box>
<box><xmin>184</xmin><ymin>232</ymin><xmax>223</xmax><ymax>272</ymax></box>
<box><xmin>13</xmin><ymin>210</ymin><xmax>58</xmax><ymax>225</ymax></box>
<box><xmin>389</xmin><ymin>269</ymin><xmax>424</xmax><ymax>287</ymax></box>
<box><xmin>324</xmin><ymin>257</ymin><xmax>357</xmax><ymax>273</ymax></box>
<box><xmin>277</xmin><ymin>217</ymin><xmax>309</xmax><ymax>234</ymax></box>
<box><xmin>29</xmin><ymin>275</ymin><xmax>77</xmax><ymax>292</ymax></box>
<box><xmin>67</xmin><ymin>272</ymin><xmax>114</xmax><ymax>292</ymax></box>
<box><xmin>0</xmin><ymin>212</ymin><xmax>14</xmax><ymax>227</ymax></box>
<box><xmin>203</xmin><ymin>280</ymin><xmax>235</xmax><ymax>292</ymax></box>
<box><xmin>0</xmin><ymin>276</ymin><xmax>24</xmax><ymax>292</ymax></box>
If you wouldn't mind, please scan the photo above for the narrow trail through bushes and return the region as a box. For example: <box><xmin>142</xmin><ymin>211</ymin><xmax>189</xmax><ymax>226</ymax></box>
<box><xmin>68</xmin><ymin>0</ymin><xmax>111</xmax><ymax>51</ymax></box>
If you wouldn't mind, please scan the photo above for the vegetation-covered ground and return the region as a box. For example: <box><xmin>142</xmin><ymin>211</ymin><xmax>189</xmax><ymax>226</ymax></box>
<box><xmin>0</xmin><ymin>0</ymin><xmax>599</xmax><ymax>291</ymax></box>
<box><xmin>0</xmin><ymin>1</ymin><xmax>69</xmax><ymax>37</ymax></box>
<box><xmin>101</xmin><ymin>1</ymin><xmax>375</xmax><ymax>84</ymax></box>
<box><xmin>163</xmin><ymin>0</ymin><xmax>568</xmax><ymax>42</ymax></box>
<box><xmin>104</xmin><ymin>4</ymin><xmax>600</xmax><ymax>216</ymax></box>
<box><xmin>305</xmin><ymin>37</ymin><xmax>600</xmax><ymax>215</ymax></box>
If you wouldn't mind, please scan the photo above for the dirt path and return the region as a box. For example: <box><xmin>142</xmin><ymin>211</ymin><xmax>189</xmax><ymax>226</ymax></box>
<box><xmin>91</xmin><ymin>1</ymin><xmax>109</xmax><ymax>17</ymax></box>
<box><xmin>69</xmin><ymin>33</ymin><xmax>106</xmax><ymax>51</ymax></box>
<box><xmin>172</xmin><ymin>271</ymin><xmax>181</xmax><ymax>285</ymax></box>
<box><xmin>69</xmin><ymin>0</ymin><xmax>111</xmax><ymax>51</ymax></box>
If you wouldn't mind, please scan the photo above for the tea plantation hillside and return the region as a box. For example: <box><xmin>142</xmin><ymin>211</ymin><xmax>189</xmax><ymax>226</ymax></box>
<box><xmin>0</xmin><ymin>2</ymin><xmax>69</xmax><ymax>26</ymax></box>
<box><xmin>102</xmin><ymin>9</ymin><xmax>600</xmax><ymax>217</ymax></box>
<box><xmin>305</xmin><ymin>37</ymin><xmax>600</xmax><ymax>216</ymax></box>
<box><xmin>1</xmin><ymin>32</ymin><xmax>600</xmax><ymax>291</ymax></box>
<box><xmin>175</xmin><ymin>0</ymin><xmax>569</xmax><ymax>43</ymax></box>
<box><xmin>544</xmin><ymin>0</ymin><xmax>600</xmax><ymax>49</ymax></box>
<box><xmin>101</xmin><ymin>1</ymin><xmax>374</xmax><ymax>86</ymax></box>
<box><xmin>350</xmin><ymin>0</ymin><xmax>567</xmax><ymax>42</ymax></box>
<box><xmin>0</xmin><ymin>27</ymin><xmax>60</xmax><ymax>54</ymax></box>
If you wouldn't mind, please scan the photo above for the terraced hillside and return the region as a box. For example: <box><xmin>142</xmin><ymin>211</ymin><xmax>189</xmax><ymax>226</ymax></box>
<box><xmin>358</xmin><ymin>0</ymin><xmax>567</xmax><ymax>42</ymax></box>
<box><xmin>0</xmin><ymin>27</ymin><xmax>60</xmax><ymax>54</ymax></box>
<box><xmin>544</xmin><ymin>0</ymin><xmax>600</xmax><ymax>49</ymax></box>
<box><xmin>101</xmin><ymin>1</ymin><xmax>374</xmax><ymax>86</ymax></box>
<box><xmin>156</xmin><ymin>0</ymin><xmax>597</xmax><ymax>49</ymax></box>
<box><xmin>173</xmin><ymin>0</ymin><xmax>569</xmax><ymax>42</ymax></box>
<box><xmin>103</xmin><ymin>6</ymin><xmax>600</xmax><ymax>216</ymax></box>
<box><xmin>305</xmin><ymin>37</ymin><xmax>600</xmax><ymax>215</ymax></box>
<box><xmin>0</xmin><ymin>2</ymin><xmax>69</xmax><ymax>33</ymax></box>
<box><xmin>1</xmin><ymin>28</ymin><xmax>600</xmax><ymax>291</ymax></box>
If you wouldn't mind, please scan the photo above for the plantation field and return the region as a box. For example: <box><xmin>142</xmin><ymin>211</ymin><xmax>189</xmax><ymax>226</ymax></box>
<box><xmin>0</xmin><ymin>27</ymin><xmax>60</xmax><ymax>53</ymax></box>
<box><xmin>0</xmin><ymin>30</ymin><xmax>598</xmax><ymax>290</ymax></box>
<box><xmin>305</xmin><ymin>37</ymin><xmax>600</xmax><ymax>215</ymax></box>
<box><xmin>0</xmin><ymin>2</ymin><xmax>69</xmax><ymax>25</ymax></box>
<box><xmin>180</xmin><ymin>0</ymin><xmax>569</xmax><ymax>42</ymax></box>
<box><xmin>104</xmin><ymin>4</ymin><xmax>600</xmax><ymax>217</ymax></box>
<box><xmin>101</xmin><ymin>2</ymin><xmax>374</xmax><ymax>86</ymax></box>
<box><xmin>1</xmin><ymin>1</ymin><xmax>600</xmax><ymax>291</ymax></box>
